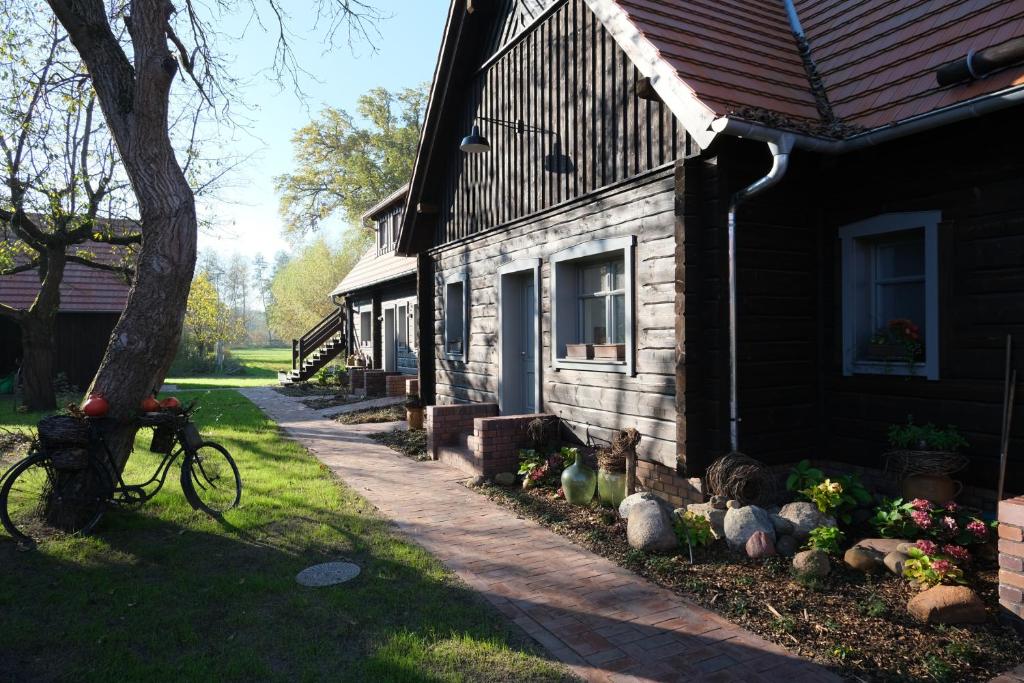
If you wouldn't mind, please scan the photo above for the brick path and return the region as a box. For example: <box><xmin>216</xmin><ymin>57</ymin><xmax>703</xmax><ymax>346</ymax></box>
<box><xmin>242</xmin><ymin>387</ymin><xmax>839</xmax><ymax>682</ymax></box>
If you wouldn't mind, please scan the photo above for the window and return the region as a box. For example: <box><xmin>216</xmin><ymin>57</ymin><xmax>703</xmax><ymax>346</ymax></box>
<box><xmin>839</xmin><ymin>211</ymin><xmax>939</xmax><ymax>379</ymax></box>
<box><xmin>444</xmin><ymin>273</ymin><xmax>468</xmax><ymax>360</ymax></box>
<box><xmin>359</xmin><ymin>310</ymin><xmax>373</xmax><ymax>346</ymax></box>
<box><xmin>551</xmin><ymin>236</ymin><xmax>636</xmax><ymax>374</ymax></box>
<box><xmin>377</xmin><ymin>219</ymin><xmax>386</xmax><ymax>251</ymax></box>
<box><xmin>397</xmin><ymin>304</ymin><xmax>408</xmax><ymax>347</ymax></box>
<box><xmin>411</xmin><ymin>303</ymin><xmax>418</xmax><ymax>349</ymax></box>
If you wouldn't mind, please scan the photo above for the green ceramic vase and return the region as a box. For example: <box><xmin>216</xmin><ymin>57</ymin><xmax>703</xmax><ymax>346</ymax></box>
<box><xmin>561</xmin><ymin>459</ymin><xmax>596</xmax><ymax>505</ymax></box>
<box><xmin>597</xmin><ymin>469</ymin><xmax>627</xmax><ymax>508</ymax></box>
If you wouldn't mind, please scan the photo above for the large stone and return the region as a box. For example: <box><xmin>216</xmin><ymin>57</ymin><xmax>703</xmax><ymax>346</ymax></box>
<box><xmin>723</xmin><ymin>505</ymin><xmax>775</xmax><ymax>551</ymax></box>
<box><xmin>627</xmin><ymin>499</ymin><xmax>678</xmax><ymax>552</ymax></box>
<box><xmin>907</xmin><ymin>586</ymin><xmax>987</xmax><ymax>625</ymax></box>
<box><xmin>844</xmin><ymin>547</ymin><xmax>883</xmax><ymax>573</ymax></box>
<box><xmin>778</xmin><ymin>502</ymin><xmax>836</xmax><ymax>542</ymax></box>
<box><xmin>746</xmin><ymin>530</ymin><xmax>776</xmax><ymax>559</ymax></box>
<box><xmin>493</xmin><ymin>472</ymin><xmax>516</xmax><ymax>486</ymax></box>
<box><xmin>769</xmin><ymin>514</ymin><xmax>795</xmax><ymax>537</ymax></box>
<box><xmin>854</xmin><ymin>538</ymin><xmax>912</xmax><ymax>556</ymax></box>
<box><xmin>685</xmin><ymin>503</ymin><xmax>726</xmax><ymax>540</ymax></box>
<box><xmin>793</xmin><ymin>549</ymin><xmax>831</xmax><ymax>577</ymax></box>
<box><xmin>884</xmin><ymin>551</ymin><xmax>910</xmax><ymax>576</ymax></box>
<box><xmin>709</xmin><ymin>495</ymin><xmax>728</xmax><ymax>510</ymax></box>
<box><xmin>776</xmin><ymin>535</ymin><xmax>798</xmax><ymax>557</ymax></box>
<box><xmin>619</xmin><ymin>492</ymin><xmax>673</xmax><ymax>520</ymax></box>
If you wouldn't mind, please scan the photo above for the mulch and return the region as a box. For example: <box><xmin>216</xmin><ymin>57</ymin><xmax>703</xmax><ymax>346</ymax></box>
<box><xmin>333</xmin><ymin>405</ymin><xmax>405</xmax><ymax>425</ymax></box>
<box><xmin>0</xmin><ymin>429</ymin><xmax>31</xmax><ymax>465</ymax></box>
<box><xmin>368</xmin><ymin>429</ymin><xmax>427</xmax><ymax>461</ymax></box>
<box><xmin>475</xmin><ymin>483</ymin><xmax>1024</xmax><ymax>683</ymax></box>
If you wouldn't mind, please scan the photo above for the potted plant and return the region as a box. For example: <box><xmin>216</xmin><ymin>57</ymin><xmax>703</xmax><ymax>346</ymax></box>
<box><xmin>885</xmin><ymin>417</ymin><xmax>969</xmax><ymax>504</ymax></box>
<box><xmin>596</xmin><ymin>447</ymin><xmax>627</xmax><ymax>507</ymax></box>
<box><xmin>565</xmin><ymin>343</ymin><xmax>593</xmax><ymax>359</ymax></box>
<box><xmin>866</xmin><ymin>318</ymin><xmax>923</xmax><ymax>368</ymax></box>
<box><xmin>405</xmin><ymin>394</ymin><xmax>425</xmax><ymax>430</ymax></box>
<box><xmin>593</xmin><ymin>343</ymin><xmax>625</xmax><ymax>360</ymax></box>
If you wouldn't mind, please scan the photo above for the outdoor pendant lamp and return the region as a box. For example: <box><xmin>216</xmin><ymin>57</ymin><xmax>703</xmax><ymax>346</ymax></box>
<box><xmin>459</xmin><ymin>125</ymin><xmax>491</xmax><ymax>154</ymax></box>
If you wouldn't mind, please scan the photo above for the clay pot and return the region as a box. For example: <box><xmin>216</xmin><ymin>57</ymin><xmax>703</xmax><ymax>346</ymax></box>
<box><xmin>902</xmin><ymin>474</ymin><xmax>962</xmax><ymax>504</ymax></box>
<box><xmin>82</xmin><ymin>393</ymin><xmax>109</xmax><ymax>417</ymax></box>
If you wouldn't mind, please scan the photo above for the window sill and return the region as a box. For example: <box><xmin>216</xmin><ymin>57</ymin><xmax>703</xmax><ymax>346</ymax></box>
<box><xmin>553</xmin><ymin>358</ymin><xmax>628</xmax><ymax>374</ymax></box>
<box><xmin>847</xmin><ymin>360</ymin><xmax>935</xmax><ymax>379</ymax></box>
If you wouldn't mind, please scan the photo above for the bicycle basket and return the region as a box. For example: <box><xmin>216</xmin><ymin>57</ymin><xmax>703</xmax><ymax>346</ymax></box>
<box><xmin>50</xmin><ymin>447</ymin><xmax>89</xmax><ymax>471</ymax></box>
<box><xmin>150</xmin><ymin>425</ymin><xmax>175</xmax><ymax>454</ymax></box>
<box><xmin>181</xmin><ymin>423</ymin><xmax>203</xmax><ymax>452</ymax></box>
<box><xmin>38</xmin><ymin>415</ymin><xmax>90</xmax><ymax>450</ymax></box>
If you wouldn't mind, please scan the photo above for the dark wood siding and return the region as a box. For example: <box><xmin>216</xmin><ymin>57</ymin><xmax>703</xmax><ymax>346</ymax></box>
<box><xmin>431</xmin><ymin>0</ymin><xmax>688</xmax><ymax>246</ymax></box>
<box><xmin>0</xmin><ymin>314</ymin><xmax>118</xmax><ymax>390</ymax></box>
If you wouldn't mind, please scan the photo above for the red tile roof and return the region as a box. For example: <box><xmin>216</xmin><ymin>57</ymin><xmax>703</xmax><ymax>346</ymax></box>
<box><xmin>0</xmin><ymin>242</ymin><xmax>131</xmax><ymax>313</ymax></box>
<box><xmin>598</xmin><ymin>0</ymin><xmax>1024</xmax><ymax>139</ymax></box>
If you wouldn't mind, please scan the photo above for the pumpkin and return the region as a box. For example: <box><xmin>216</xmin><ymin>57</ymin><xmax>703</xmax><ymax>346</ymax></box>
<box><xmin>82</xmin><ymin>393</ymin><xmax>110</xmax><ymax>417</ymax></box>
<box><xmin>159</xmin><ymin>397</ymin><xmax>181</xmax><ymax>411</ymax></box>
<box><xmin>141</xmin><ymin>396</ymin><xmax>160</xmax><ymax>413</ymax></box>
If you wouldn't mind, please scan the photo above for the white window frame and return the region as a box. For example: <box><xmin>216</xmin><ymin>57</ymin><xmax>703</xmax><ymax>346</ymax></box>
<box><xmin>397</xmin><ymin>303</ymin><xmax>408</xmax><ymax>348</ymax></box>
<box><xmin>839</xmin><ymin>211</ymin><xmax>940</xmax><ymax>380</ymax></box>
<box><xmin>358</xmin><ymin>308</ymin><xmax>373</xmax><ymax>347</ymax></box>
<box><xmin>550</xmin><ymin>236</ymin><xmax>636</xmax><ymax>375</ymax></box>
<box><xmin>443</xmin><ymin>271</ymin><xmax>469</xmax><ymax>361</ymax></box>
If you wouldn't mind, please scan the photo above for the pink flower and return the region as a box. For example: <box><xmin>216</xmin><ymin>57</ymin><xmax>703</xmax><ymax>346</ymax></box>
<box><xmin>915</xmin><ymin>539</ymin><xmax>938</xmax><ymax>555</ymax></box>
<box><xmin>932</xmin><ymin>559</ymin><xmax>953</xmax><ymax>574</ymax></box>
<box><xmin>911</xmin><ymin>510</ymin><xmax>933</xmax><ymax>529</ymax></box>
<box><xmin>944</xmin><ymin>501</ymin><xmax>960</xmax><ymax>513</ymax></box>
<box><xmin>941</xmin><ymin>516</ymin><xmax>958</xmax><ymax>533</ymax></box>
<box><xmin>556</xmin><ymin>487</ymin><xmax>565</xmax><ymax>499</ymax></box>
<box><xmin>942</xmin><ymin>544</ymin><xmax>970</xmax><ymax>562</ymax></box>
<box><xmin>911</xmin><ymin>498</ymin><xmax>933</xmax><ymax>511</ymax></box>
<box><xmin>967</xmin><ymin>519</ymin><xmax>988</xmax><ymax>539</ymax></box>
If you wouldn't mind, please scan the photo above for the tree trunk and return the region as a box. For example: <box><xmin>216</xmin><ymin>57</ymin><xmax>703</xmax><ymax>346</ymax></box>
<box><xmin>20</xmin><ymin>314</ymin><xmax>57</xmax><ymax>411</ymax></box>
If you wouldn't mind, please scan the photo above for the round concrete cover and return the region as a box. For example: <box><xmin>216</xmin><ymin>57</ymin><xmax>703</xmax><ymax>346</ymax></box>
<box><xmin>296</xmin><ymin>561</ymin><xmax>361</xmax><ymax>587</ymax></box>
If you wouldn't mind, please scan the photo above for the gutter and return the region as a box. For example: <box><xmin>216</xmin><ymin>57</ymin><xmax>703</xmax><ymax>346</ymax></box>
<box><xmin>726</xmin><ymin>136</ymin><xmax>794</xmax><ymax>454</ymax></box>
<box><xmin>710</xmin><ymin>83</ymin><xmax>1024</xmax><ymax>155</ymax></box>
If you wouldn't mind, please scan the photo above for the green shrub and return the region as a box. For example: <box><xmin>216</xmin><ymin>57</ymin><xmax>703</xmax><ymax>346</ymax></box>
<box><xmin>806</xmin><ymin>526</ymin><xmax>845</xmax><ymax>554</ymax></box>
<box><xmin>888</xmin><ymin>417</ymin><xmax>969</xmax><ymax>452</ymax></box>
<box><xmin>673</xmin><ymin>511</ymin><xmax>714</xmax><ymax>548</ymax></box>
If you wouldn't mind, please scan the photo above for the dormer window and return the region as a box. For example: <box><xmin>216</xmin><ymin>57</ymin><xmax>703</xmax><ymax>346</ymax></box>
<box><xmin>376</xmin><ymin>210</ymin><xmax>402</xmax><ymax>254</ymax></box>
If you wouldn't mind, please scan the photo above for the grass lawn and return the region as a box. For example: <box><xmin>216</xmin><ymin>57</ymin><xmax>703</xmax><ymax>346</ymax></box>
<box><xmin>0</xmin><ymin>390</ymin><xmax>570</xmax><ymax>682</ymax></box>
<box><xmin>164</xmin><ymin>346</ymin><xmax>293</xmax><ymax>390</ymax></box>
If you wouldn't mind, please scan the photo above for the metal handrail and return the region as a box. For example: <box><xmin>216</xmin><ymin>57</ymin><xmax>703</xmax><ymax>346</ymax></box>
<box><xmin>292</xmin><ymin>308</ymin><xmax>344</xmax><ymax>371</ymax></box>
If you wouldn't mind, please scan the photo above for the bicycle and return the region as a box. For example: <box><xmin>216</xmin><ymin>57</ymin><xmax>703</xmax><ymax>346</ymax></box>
<box><xmin>0</xmin><ymin>401</ymin><xmax>241</xmax><ymax>546</ymax></box>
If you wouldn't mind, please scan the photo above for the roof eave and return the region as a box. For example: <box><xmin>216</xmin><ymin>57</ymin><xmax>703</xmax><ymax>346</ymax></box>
<box><xmin>359</xmin><ymin>184</ymin><xmax>410</xmax><ymax>225</ymax></box>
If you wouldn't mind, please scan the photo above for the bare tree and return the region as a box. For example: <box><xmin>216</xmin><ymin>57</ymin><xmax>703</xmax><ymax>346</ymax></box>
<box><xmin>0</xmin><ymin>11</ymin><xmax>139</xmax><ymax>410</ymax></box>
<box><xmin>37</xmin><ymin>0</ymin><xmax>381</xmax><ymax>473</ymax></box>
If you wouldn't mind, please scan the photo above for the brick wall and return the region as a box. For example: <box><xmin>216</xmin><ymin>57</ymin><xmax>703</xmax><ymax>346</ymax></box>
<box><xmin>386</xmin><ymin>374</ymin><xmax>416</xmax><ymax>397</ymax></box>
<box><xmin>349</xmin><ymin>368</ymin><xmax>366</xmax><ymax>396</ymax></box>
<box><xmin>635</xmin><ymin>460</ymin><xmax>704</xmax><ymax>509</ymax></box>
<box><xmin>364</xmin><ymin>370</ymin><xmax>402</xmax><ymax>397</ymax></box>
<box><xmin>999</xmin><ymin>496</ymin><xmax>1024</xmax><ymax>632</ymax></box>
<box><xmin>406</xmin><ymin>378</ymin><xmax>419</xmax><ymax>396</ymax></box>
<box><xmin>427</xmin><ymin>403</ymin><xmax>499</xmax><ymax>458</ymax></box>
<box><xmin>473</xmin><ymin>414</ymin><xmax>547</xmax><ymax>476</ymax></box>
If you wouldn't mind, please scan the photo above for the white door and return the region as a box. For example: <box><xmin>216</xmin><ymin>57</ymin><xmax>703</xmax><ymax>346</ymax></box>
<box><xmin>522</xmin><ymin>279</ymin><xmax>536</xmax><ymax>413</ymax></box>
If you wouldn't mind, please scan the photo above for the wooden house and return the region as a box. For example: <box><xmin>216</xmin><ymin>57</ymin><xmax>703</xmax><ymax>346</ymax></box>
<box><xmin>397</xmin><ymin>0</ymin><xmax>1024</xmax><ymax>505</ymax></box>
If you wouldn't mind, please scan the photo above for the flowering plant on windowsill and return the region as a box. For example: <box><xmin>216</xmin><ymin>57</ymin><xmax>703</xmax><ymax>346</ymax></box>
<box><xmin>867</xmin><ymin>318</ymin><xmax>924</xmax><ymax>368</ymax></box>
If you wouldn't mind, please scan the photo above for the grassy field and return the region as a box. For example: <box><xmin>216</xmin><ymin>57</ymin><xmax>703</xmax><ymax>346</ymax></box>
<box><xmin>0</xmin><ymin>390</ymin><xmax>569</xmax><ymax>682</ymax></box>
<box><xmin>164</xmin><ymin>346</ymin><xmax>293</xmax><ymax>390</ymax></box>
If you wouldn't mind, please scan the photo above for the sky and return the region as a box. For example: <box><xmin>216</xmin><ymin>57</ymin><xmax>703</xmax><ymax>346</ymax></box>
<box><xmin>194</xmin><ymin>1</ymin><xmax>449</xmax><ymax>263</ymax></box>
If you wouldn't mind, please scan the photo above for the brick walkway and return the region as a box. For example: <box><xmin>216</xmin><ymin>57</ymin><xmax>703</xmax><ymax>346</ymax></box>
<box><xmin>242</xmin><ymin>387</ymin><xmax>839</xmax><ymax>682</ymax></box>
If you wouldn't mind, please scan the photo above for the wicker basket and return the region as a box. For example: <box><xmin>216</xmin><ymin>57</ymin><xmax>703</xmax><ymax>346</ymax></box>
<box><xmin>884</xmin><ymin>449</ymin><xmax>969</xmax><ymax>478</ymax></box>
<box><xmin>37</xmin><ymin>415</ymin><xmax>90</xmax><ymax>451</ymax></box>
<box><xmin>50</xmin><ymin>447</ymin><xmax>89</xmax><ymax>471</ymax></box>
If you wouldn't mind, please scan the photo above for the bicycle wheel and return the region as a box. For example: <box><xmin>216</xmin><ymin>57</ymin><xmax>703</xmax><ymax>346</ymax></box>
<box><xmin>0</xmin><ymin>455</ymin><xmax>106</xmax><ymax>545</ymax></box>
<box><xmin>180</xmin><ymin>442</ymin><xmax>241</xmax><ymax>516</ymax></box>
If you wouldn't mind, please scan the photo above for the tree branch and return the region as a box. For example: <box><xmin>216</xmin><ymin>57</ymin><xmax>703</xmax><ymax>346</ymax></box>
<box><xmin>0</xmin><ymin>259</ymin><xmax>41</xmax><ymax>277</ymax></box>
<box><xmin>66</xmin><ymin>254</ymin><xmax>134</xmax><ymax>280</ymax></box>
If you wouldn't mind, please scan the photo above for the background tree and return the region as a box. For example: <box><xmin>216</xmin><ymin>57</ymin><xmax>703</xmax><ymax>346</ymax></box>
<box><xmin>251</xmin><ymin>253</ymin><xmax>273</xmax><ymax>343</ymax></box>
<box><xmin>183</xmin><ymin>272</ymin><xmax>245</xmax><ymax>359</ymax></box>
<box><xmin>224</xmin><ymin>252</ymin><xmax>251</xmax><ymax>336</ymax></box>
<box><xmin>0</xmin><ymin>11</ymin><xmax>140</xmax><ymax>410</ymax></box>
<box><xmin>266</xmin><ymin>235</ymin><xmax>365</xmax><ymax>342</ymax></box>
<box><xmin>41</xmin><ymin>0</ymin><xmax>382</xmax><ymax>473</ymax></box>
<box><xmin>275</xmin><ymin>85</ymin><xmax>427</xmax><ymax>239</ymax></box>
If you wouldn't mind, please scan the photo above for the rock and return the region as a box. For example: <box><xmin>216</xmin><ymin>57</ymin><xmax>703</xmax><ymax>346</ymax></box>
<box><xmin>844</xmin><ymin>547</ymin><xmax>883</xmax><ymax>572</ymax></box>
<box><xmin>778</xmin><ymin>502</ymin><xmax>836</xmax><ymax>542</ymax></box>
<box><xmin>793</xmin><ymin>549</ymin><xmax>831</xmax><ymax>577</ymax></box>
<box><xmin>776</xmin><ymin>535</ymin><xmax>798</xmax><ymax>557</ymax></box>
<box><xmin>884</xmin><ymin>551</ymin><xmax>910</xmax><ymax>576</ymax></box>
<box><xmin>493</xmin><ymin>472</ymin><xmax>516</xmax><ymax>486</ymax></box>
<box><xmin>855</xmin><ymin>538</ymin><xmax>912</xmax><ymax>556</ymax></box>
<box><xmin>627</xmin><ymin>499</ymin><xmax>678</xmax><ymax>552</ymax></box>
<box><xmin>709</xmin><ymin>495</ymin><xmax>728</xmax><ymax>510</ymax></box>
<box><xmin>746</xmin><ymin>530</ymin><xmax>776</xmax><ymax>559</ymax></box>
<box><xmin>726</xmin><ymin>499</ymin><xmax>742</xmax><ymax>509</ymax></box>
<box><xmin>769</xmin><ymin>514</ymin><xmax>795</xmax><ymax>537</ymax></box>
<box><xmin>619</xmin><ymin>492</ymin><xmax>674</xmax><ymax>520</ymax></box>
<box><xmin>467</xmin><ymin>474</ymin><xmax>488</xmax><ymax>487</ymax></box>
<box><xmin>685</xmin><ymin>503</ymin><xmax>726</xmax><ymax>540</ymax></box>
<box><xmin>723</xmin><ymin>505</ymin><xmax>775</xmax><ymax>551</ymax></box>
<box><xmin>907</xmin><ymin>586</ymin><xmax>987</xmax><ymax>625</ymax></box>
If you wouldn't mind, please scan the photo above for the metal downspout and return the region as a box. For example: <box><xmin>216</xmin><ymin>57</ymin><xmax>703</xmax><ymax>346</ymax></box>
<box><xmin>727</xmin><ymin>137</ymin><xmax>794</xmax><ymax>453</ymax></box>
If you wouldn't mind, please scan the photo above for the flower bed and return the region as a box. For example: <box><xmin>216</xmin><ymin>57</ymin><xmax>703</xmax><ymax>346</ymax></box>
<box><xmin>470</xmin><ymin>482</ymin><xmax>1022</xmax><ymax>682</ymax></box>
<box><xmin>333</xmin><ymin>405</ymin><xmax>405</xmax><ymax>425</ymax></box>
<box><xmin>369</xmin><ymin>429</ymin><xmax>427</xmax><ymax>460</ymax></box>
